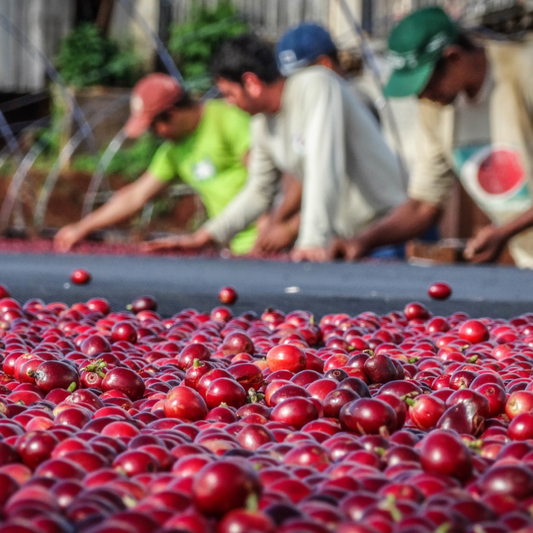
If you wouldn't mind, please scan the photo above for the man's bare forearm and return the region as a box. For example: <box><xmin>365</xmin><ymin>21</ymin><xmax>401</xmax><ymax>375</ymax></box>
<box><xmin>357</xmin><ymin>198</ymin><xmax>441</xmax><ymax>252</ymax></box>
<box><xmin>272</xmin><ymin>175</ymin><xmax>302</xmax><ymax>224</ymax></box>
<box><xmin>498</xmin><ymin>206</ymin><xmax>533</xmax><ymax>241</ymax></box>
<box><xmin>77</xmin><ymin>174</ymin><xmax>166</xmax><ymax>236</ymax></box>
<box><xmin>76</xmin><ymin>191</ymin><xmax>141</xmax><ymax>235</ymax></box>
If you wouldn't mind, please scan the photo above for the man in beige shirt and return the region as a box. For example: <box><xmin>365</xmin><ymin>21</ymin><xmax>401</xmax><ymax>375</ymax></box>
<box><xmin>176</xmin><ymin>33</ymin><xmax>406</xmax><ymax>262</ymax></box>
<box><xmin>251</xmin><ymin>22</ymin><xmax>386</xmax><ymax>257</ymax></box>
<box><xmin>334</xmin><ymin>7</ymin><xmax>533</xmax><ymax>268</ymax></box>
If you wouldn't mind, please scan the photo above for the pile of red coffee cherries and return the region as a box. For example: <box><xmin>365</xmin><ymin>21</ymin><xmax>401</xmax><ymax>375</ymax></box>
<box><xmin>0</xmin><ymin>280</ymin><xmax>532</xmax><ymax>533</ymax></box>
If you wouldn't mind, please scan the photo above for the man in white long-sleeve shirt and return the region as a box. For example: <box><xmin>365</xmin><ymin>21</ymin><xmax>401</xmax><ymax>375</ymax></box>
<box><xmin>173</xmin><ymin>34</ymin><xmax>407</xmax><ymax>261</ymax></box>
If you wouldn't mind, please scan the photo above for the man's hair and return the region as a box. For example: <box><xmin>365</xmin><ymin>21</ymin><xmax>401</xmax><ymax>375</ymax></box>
<box><xmin>211</xmin><ymin>33</ymin><xmax>282</xmax><ymax>84</ymax></box>
<box><xmin>152</xmin><ymin>92</ymin><xmax>196</xmax><ymax>124</ymax></box>
<box><xmin>455</xmin><ymin>32</ymin><xmax>477</xmax><ymax>51</ymax></box>
<box><xmin>173</xmin><ymin>91</ymin><xmax>196</xmax><ymax>109</ymax></box>
<box><xmin>432</xmin><ymin>31</ymin><xmax>478</xmax><ymax>76</ymax></box>
<box><xmin>319</xmin><ymin>48</ymin><xmax>341</xmax><ymax>67</ymax></box>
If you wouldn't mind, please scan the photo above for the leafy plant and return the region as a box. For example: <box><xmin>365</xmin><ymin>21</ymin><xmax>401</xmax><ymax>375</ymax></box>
<box><xmin>168</xmin><ymin>1</ymin><xmax>248</xmax><ymax>90</ymax></box>
<box><xmin>55</xmin><ymin>23</ymin><xmax>142</xmax><ymax>87</ymax></box>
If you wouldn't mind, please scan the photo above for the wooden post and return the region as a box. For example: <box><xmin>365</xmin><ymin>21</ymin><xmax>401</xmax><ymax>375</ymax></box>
<box><xmin>158</xmin><ymin>0</ymin><xmax>172</xmax><ymax>45</ymax></box>
<box><xmin>96</xmin><ymin>0</ymin><xmax>115</xmax><ymax>35</ymax></box>
<box><xmin>155</xmin><ymin>0</ymin><xmax>173</xmax><ymax>71</ymax></box>
<box><xmin>362</xmin><ymin>0</ymin><xmax>372</xmax><ymax>33</ymax></box>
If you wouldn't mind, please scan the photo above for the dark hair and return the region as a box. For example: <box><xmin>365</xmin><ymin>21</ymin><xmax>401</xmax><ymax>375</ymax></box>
<box><xmin>432</xmin><ymin>31</ymin><xmax>478</xmax><ymax>76</ymax></box>
<box><xmin>151</xmin><ymin>92</ymin><xmax>196</xmax><ymax>124</ymax></box>
<box><xmin>173</xmin><ymin>91</ymin><xmax>196</xmax><ymax>109</ymax></box>
<box><xmin>455</xmin><ymin>32</ymin><xmax>478</xmax><ymax>52</ymax></box>
<box><xmin>321</xmin><ymin>48</ymin><xmax>341</xmax><ymax>67</ymax></box>
<box><xmin>210</xmin><ymin>33</ymin><xmax>282</xmax><ymax>84</ymax></box>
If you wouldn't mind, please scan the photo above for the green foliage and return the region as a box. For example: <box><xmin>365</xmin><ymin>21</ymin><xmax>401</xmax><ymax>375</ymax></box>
<box><xmin>33</xmin><ymin>97</ymin><xmax>68</xmax><ymax>158</ymax></box>
<box><xmin>168</xmin><ymin>1</ymin><xmax>248</xmax><ymax>90</ymax></box>
<box><xmin>55</xmin><ymin>23</ymin><xmax>142</xmax><ymax>88</ymax></box>
<box><xmin>151</xmin><ymin>197</ymin><xmax>174</xmax><ymax>219</ymax></box>
<box><xmin>70</xmin><ymin>134</ymin><xmax>163</xmax><ymax>182</ymax></box>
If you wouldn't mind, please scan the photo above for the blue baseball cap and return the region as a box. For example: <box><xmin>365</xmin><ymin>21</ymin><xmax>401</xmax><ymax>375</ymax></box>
<box><xmin>277</xmin><ymin>23</ymin><xmax>337</xmax><ymax>76</ymax></box>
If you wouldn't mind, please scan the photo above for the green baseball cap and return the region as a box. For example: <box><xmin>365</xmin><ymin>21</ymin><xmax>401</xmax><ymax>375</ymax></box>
<box><xmin>384</xmin><ymin>7</ymin><xmax>459</xmax><ymax>98</ymax></box>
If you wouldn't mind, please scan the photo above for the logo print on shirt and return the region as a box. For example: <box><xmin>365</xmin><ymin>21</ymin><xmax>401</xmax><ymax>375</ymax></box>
<box><xmin>455</xmin><ymin>144</ymin><xmax>532</xmax><ymax>213</ymax></box>
<box><xmin>193</xmin><ymin>158</ymin><xmax>216</xmax><ymax>181</ymax></box>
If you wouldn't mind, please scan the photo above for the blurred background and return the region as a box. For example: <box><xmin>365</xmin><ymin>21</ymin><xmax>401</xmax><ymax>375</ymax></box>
<box><xmin>0</xmin><ymin>0</ymin><xmax>531</xmax><ymax>263</ymax></box>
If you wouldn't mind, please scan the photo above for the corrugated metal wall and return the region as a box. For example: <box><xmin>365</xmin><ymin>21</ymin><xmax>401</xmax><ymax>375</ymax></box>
<box><xmin>170</xmin><ymin>0</ymin><xmax>523</xmax><ymax>40</ymax></box>
<box><xmin>0</xmin><ymin>0</ymin><xmax>75</xmax><ymax>93</ymax></box>
<box><xmin>170</xmin><ymin>0</ymin><xmax>332</xmax><ymax>40</ymax></box>
<box><xmin>0</xmin><ymin>0</ymin><xmax>522</xmax><ymax>93</ymax></box>
<box><xmin>370</xmin><ymin>0</ymin><xmax>520</xmax><ymax>37</ymax></box>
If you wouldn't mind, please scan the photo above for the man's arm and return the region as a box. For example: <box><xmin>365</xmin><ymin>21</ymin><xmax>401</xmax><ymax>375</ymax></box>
<box><xmin>330</xmin><ymin>198</ymin><xmax>441</xmax><ymax>260</ymax></box>
<box><xmin>295</xmin><ymin>74</ymin><xmax>346</xmax><ymax>255</ymax></box>
<box><xmin>252</xmin><ymin>175</ymin><xmax>302</xmax><ymax>255</ymax></box>
<box><xmin>328</xmin><ymin>101</ymin><xmax>455</xmax><ymax>261</ymax></box>
<box><xmin>54</xmin><ymin>172</ymin><xmax>167</xmax><ymax>252</ymax></box>
<box><xmin>251</xmin><ymin>212</ymin><xmax>300</xmax><ymax>256</ymax></box>
<box><xmin>470</xmin><ymin>51</ymin><xmax>533</xmax><ymax>261</ymax></box>
<box><xmin>202</xmin><ymin>119</ymin><xmax>281</xmax><ymax>245</ymax></box>
<box><xmin>271</xmin><ymin>175</ymin><xmax>302</xmax><ymax>224</ymax></box>
<box><xmin>464</xmin><ymin>207</ymin><xmax>533</xmax><ymax>263</ymax></box>
<box><xmin>288</xmin><ymin>73</ymin><xmax>350</xmax><ymax>263</ymax></box>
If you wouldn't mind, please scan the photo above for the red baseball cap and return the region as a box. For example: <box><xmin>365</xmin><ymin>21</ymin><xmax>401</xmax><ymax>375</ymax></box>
<box><xmin>124</xmin><ymin>73</ymin><xmax>184</xmax><ymax>138</ymax></box>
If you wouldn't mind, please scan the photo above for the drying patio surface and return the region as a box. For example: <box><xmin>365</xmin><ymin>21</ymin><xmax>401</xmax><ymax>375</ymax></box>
<box><xmin>0</xmin><ymin>250</ymin><xmax>530</xmax><ymax>319</ymax></box>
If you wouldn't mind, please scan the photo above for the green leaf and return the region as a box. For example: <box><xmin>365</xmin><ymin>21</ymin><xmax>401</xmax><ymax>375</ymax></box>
<box><xmin>168</xmin><ymin>1</ymin><xmax>248</xmax><ymax>84</ymax></box>
<box><xmin>245</xmin><ymin>493</ymin><xmax>259</xmax><ymax>512</ymax></box>
<box><xmin>55</xmin><ymin>23</ymin><xmax>142</xmax><ymax>88</ymax></box>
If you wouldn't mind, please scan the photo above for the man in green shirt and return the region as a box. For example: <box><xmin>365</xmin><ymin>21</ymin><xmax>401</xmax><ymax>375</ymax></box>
<box><xmin>54</xmin><ymin>73</ymin><xmax>256</xmax><ymax>255</ymax></box>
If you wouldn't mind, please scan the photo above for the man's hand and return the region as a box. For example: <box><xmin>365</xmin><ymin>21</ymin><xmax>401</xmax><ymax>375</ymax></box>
<box><xmin>464</xmin><ymin>225</ymin><xmax>508</xmax><ymax>264</ymax></box>
<box><xmin>291</xmin><ymin>247</ymin><xmax>329</xmax><ymax>263</ymax></box>
<box><xmin>54</xmin><ymin>224</ymin><xmax>86</xmax><ymax>253</ymax></box>
<box><xmin>328</xmin><ymin>237</ymin><xmax>368</xmax><ymax>261</ymax></box>
<box><xmin>142</xmin><ymin>229</ymin><xmax>213</xmax><ymax>253</ymax></box>
<box><xmin>251</xmin><ymin>222</ymin><xmax>296</xmax><ymax>256</ymax></box>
